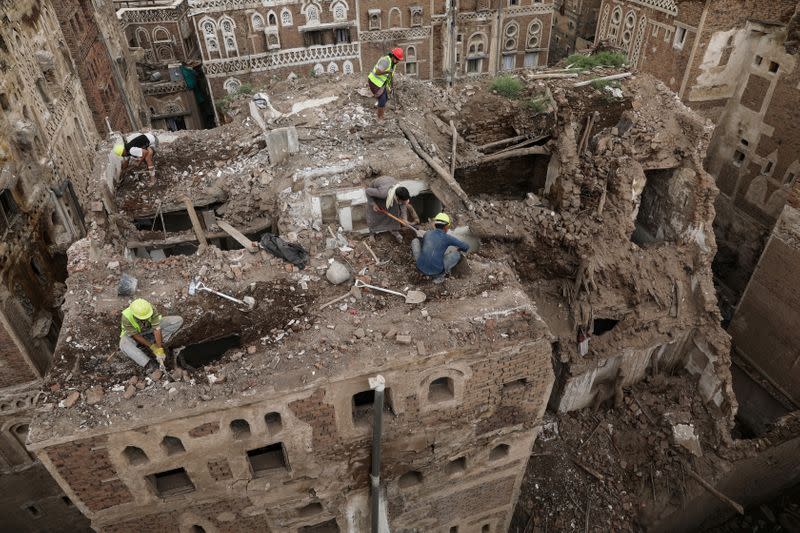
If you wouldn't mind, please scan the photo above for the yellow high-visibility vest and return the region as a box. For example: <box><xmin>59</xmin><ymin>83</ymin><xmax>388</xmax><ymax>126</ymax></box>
<box><xmin>368</xmin><ymin>55</ymin><xmax>396</xmax><ymax>89</ymax></box>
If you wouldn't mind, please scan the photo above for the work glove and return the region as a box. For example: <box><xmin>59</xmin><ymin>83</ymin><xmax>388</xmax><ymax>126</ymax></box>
<box><xmin>148</xmin><ymin>343</ymin><xmax>159</xmax><ymax>353</ymax></box>
<box><xmin>152</xmin><ymin>346</ymin><xmax>166</xmax><ymax>362</ymax></box>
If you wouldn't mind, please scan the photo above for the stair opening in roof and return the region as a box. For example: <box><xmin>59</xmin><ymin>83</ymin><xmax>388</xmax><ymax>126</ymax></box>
<box><xmin>133</xmin><ymin>202</ymin><xmax>223</xmax><ymax>233</ymax></box>
<box><xmin>455</xmin><ymin>154</ymin><xmax>550</xmax><ymax>199</ymax></box>
<box><xmin>592</xmin><ymin>318</ymin><xmax>619</xmax><ymax>336</ymax></box>
<box><xmin>178</xmin><ymin>334</ymin><xmax>241</xmax><ymax>369</ymax></box>
<box><xmin>632</xmin><ymin>168</ymin><xmax>692</xmax><ymax>246</ymax></box>
<box><xmin>410</xmin><ymin>192</ymin><xmax>443</xmax><ymax>223</ymax></box>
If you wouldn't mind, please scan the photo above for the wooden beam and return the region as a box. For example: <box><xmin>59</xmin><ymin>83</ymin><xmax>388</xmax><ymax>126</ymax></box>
<box><xmin>182</xmin><ymin>197</ymin><xmax>207</xmax><ymax>251</ymax></box>
<box><xmin>477</xmin><ymin>146</ymin><xmax>549</xmax><ymax>165</ymax></box>
<box><xmin>685</xmin><ymin>467</ymin><xmax>744</xmax><ymax>515</ymax></box>
<box><xmin>478</xmin><ymin>134</ymin><xmax>528</xmax><ymax>151</ymax></box>
<box><xmin>217</xmin><ymin>220</ymin><xmax>259</xmax><ymax>253</ymax></box>
<box><xmin>574</xmin><ymin>72</ymin><xmax>632</xmax><ymax>87</ymax></box>
<box><xmin>529</xmin><ymin>72</ymin><xmax>580</xmax><ymax>79</ymax></box>
<box><xmin>398</xmin><ymin>121</ymin><xmax>470</xmax><ymax>207</ymax></box>
<box><xmin>449</xmin><ymin>120</ymin><xmax>458</xmax><ymax>179</ymax></box>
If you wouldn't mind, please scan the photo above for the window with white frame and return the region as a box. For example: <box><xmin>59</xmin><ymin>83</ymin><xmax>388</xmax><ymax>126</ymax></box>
<box><xmin>136</xmin><ymin>27</ymin><xmax>150</xmax><ymax>48</ymax></box>
<box><xmin>467</xmin><ymin>33</ymin><xmax>486</xmax><ymax>56</ymax></box>
<box><xmin>343</xmin><ymin>60</ymin><xmax>353</xmax><ymax>74</ymax></box>
<box><xmin>410</xmin><ymin>6</ymin><xmax>423</xmax><ymax>27</ymax></box>
<box><xmin>502</xmin><ymin>53</ymin><xmax>515</xmax><ymax>71</ymax></box>
<box><xmin>389</xmin><ymin>7</ymin><xmax>402</xmax><ymax>28</ymax></box>
<box><xmin>332</xmin><ymin>2</ymin><xmax>347</xmax><ymax>21</ymax></box>
<box><xmin>281</xmin><ymin>9</ymin><xmax>293</xmax><ymax>26</ymax></box>
<box><xmin>524</xmin><ymin>52</ymin><xmax>539</xmax><ymax>68</ymax></box>
<box><xmin>622</xmin><ymin>11</ymin><xmax>635</xmax><ymax>47</ymax></box>
<box><xmin>368</xmin><ymin>9</ymin><xmax>381</xmax><ymax>30</ymax></box>
<box><xmin>267</xmin><ymin>32</ymin><xmax>280</xmax><ymax>49</ymax></box>
<box><xmin>200</xmin><ymin>19</ymin><xmax>219</xmax><ymax>54</ymax></box>
<box><xmin>306</xmin><ymin>4</ymin><xmax>320</xmax><ymax>25</ymax></box>
<box><xmin>252</xmin><ymin>13</ymin><xmax>265</xmax><ymax>30</ymax></box>
<box><xmin>673</xmin><ymin>26</ymin><xmax>687</xmax><ymax>49</ymax></box>
<box><xmin>220</xmin><ymin>17</ymin><xmax>238</xmax><ymax>55</ymax></box>
<box><xmin>608</xmin><ymin>6</ymin><xmax>622</xmax><ymax>43</ymax></box>
<box><xmin>504</xmin><ymin>22</ymin><xmax>518</xmax><ymax>51</ymax></box>
<box><xmin>223</xmin><ymin>77</ymin><xmax>242</xmax><ymax>94</ymax></box>
<box><xmin>405</xmin><ymin>45</ymin><xmax>418</xmax><ymax>76</ymax></box>
<box><xmin>527</xmin><ymin>19</ymin><xmax>542</xmax><ymax>49</ymax></box>
<box><xmin>152</xmin><ymin>26</ymin><xmax>170</xmax><ymax>43</ymax></box>
<box><xmin>267</xmin><ymin>11</ymin><xmax>277</xmax><ymax>26</ymax></box>
<box><xmin>328</xmin><ymin>62</ymin><xmax>339</xmax><ymax>73</ymax></box>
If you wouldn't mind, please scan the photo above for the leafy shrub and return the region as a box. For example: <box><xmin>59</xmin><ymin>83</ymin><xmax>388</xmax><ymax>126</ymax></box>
<box><xmin>526</xmin><ymin>96</ymin><xmax>548</xmax><ymax>113</ymax></box>
<box><xmin>490</xmin><ymin>75</ymin><xmax>523</xmax><ymax>99</ymax></box>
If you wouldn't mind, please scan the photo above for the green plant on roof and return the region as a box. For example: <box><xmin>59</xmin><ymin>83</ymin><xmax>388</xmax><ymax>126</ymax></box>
<box><xmin>527</xmin><ymin>95</ymin><xmax>548</xmax><ymax>113</ymax></box>
<box><xmin>566</xmin><ymin>51</ymin><xmax>627</xmax><ymax>69</ymax></box>
<box><xmin>490</xmin><ymin>75</ymin><xmax>524</xmax><ymax>99</ymax></box>
<box><xmin>236</xmin><ymin>83</ymin><xmax>255</xmax><ymax>95</ymax></box>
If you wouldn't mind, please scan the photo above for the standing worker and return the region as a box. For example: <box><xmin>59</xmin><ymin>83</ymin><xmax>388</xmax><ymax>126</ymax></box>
<box><xmin>113</xmin><ymin>132</ymin><xmax>159</xmax><ymax>185</ymax></box>
<box><xmin>411</xmin><ymin>213</ymin><xmax>470</xmax><ymax>284</ymax></box>
<box><xmin>367</xmin><ymin>47</ymin><xmax>404</xmax><ymax>120</ymax></box>
<box><xmin>119</xmin><ymin>298</ymin><xmax>183</xmax><ymax>373</ymax></box>
<box><xmin>365</xmin><ymin>175</ymin><xmax>412</xmax><ymax>242</ymax></box>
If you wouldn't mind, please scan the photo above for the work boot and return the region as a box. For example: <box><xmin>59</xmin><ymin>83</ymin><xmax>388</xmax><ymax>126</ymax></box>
<box><xmin>144</xmin><ymin>359</ymin><xmax>158</xmax><ymax>374</ymax></box>
<box><xmin>391</xmin><ymin>231</ymin><xmax>403</xmax><ymax>243</ymax></box>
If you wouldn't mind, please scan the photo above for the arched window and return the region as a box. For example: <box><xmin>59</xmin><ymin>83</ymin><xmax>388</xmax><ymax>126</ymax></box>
<box><xmin>504</xmin><ymin>22</ymin><xmax>519</xmax><ymax>51</ymax></box>
<box><xmin>252</xmin><ymin>13</ymin><xmax>265</xmax><ymax>30</ymax></box>
<box><xmin>267</xmin><ymin>11</ymin><xmax>277</xmax><ymax>26</ymax></box>
<box><xmin>405</xmin><ymin>46</ymin><xmax>418</xmax><ymax>76</ymax></box>
<box><xmin>332</xmin><ymin>2</ymin><xmax>347</xmax><ymax>21</ymax></box>
<box><xmin>281</xmin><ymin>9</ymin><xmax>293</xmax><ymax>26</ymax></box>
<box><xmin>223</xmin><ymin>77</ymin><xmax>242</xmax><ymax>95</ymax></box>
<box><xmin>306</xmin><ymin>5</ymin><xmax>319</xmax><ymax>25</ymax></box>
<box><xmin>152</xmin><ymin>26</ymin><xmax>170</xmax><ymax>43</ymax></box>
<box><xmin>343</xmin><ymin>60</ymin><xmax>354</xmax><ymax>74</ymax></box>
<box><xmin>608</xmin><ymin>6</ymin><xmax>622</xmax><ymax>43</ymax></box>
<box><xmin>136</xmin><ymin>27</ymin><xmax>150</xmax><ymax>48</ymax></box>
<box><xmin>327</xmin><ymin>62</ymin><xmax>339</xmax><ymax>73</ymax></box>
<box><xmin>622</xmin><ymin>10</ymin><xmax>636</xmax><ymax>47</ymax></box>
<box><xmin>313</xmin><ymin>63</ymin><xmax>324</xmax><ymax>75</ymax></box>
<box><xmin>389</xmin><ymin>7</ymin><xmax>402</xmax><ymax>28</ymax></box>
<box><xmin>200</xmin><ymin>18</ymin><xmax>219</xmax><ymax>53</ymax></box>
<box><xmin>157</xmin><ymin>45</ymin><xmax>173</xmax><ymax>61</ymax></box>
<box><xmin>123</xmin><ymin>445</ymin><xmax>149</xmax><ymax>466</ymax></box>
<box><xmin>527</xmin><ymin>19</ymin><xmax>542</xmax><ymax>49</ymax></box>
<box><xmin>467</xmin><ymin>33</ymin><xmax>486</xmax><ymax>56</ymax></box>
<box><xmin>220</xmin><ymin>16</ymin><xmax>238</xmax><ymax>55</ymax></box>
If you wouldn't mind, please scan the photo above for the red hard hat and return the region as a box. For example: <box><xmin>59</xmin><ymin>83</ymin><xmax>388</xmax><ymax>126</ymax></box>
<box><xmin>391</xmin><ymin>47</ymin><xmax>404</xmax><ymax>61</ymax></box>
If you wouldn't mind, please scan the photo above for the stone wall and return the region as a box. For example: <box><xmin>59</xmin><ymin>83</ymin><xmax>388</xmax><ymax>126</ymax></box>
<box><xmin>32</xmin><ymin>309</ymin><xmax>554</xmax><ymax>532</ymax></box>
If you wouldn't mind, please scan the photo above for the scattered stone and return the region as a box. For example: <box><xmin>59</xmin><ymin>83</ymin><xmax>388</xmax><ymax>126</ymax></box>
<box><xmin>168</xmin><ymin>387</ymin><xmax>179</xmax><ymax>398</ymax></box>
<box><xmin>385</xmin><ymin>327</ymin><xmax>398</xmax><ymax>339</ymax></box>
<box><xmin>396</xmin><ymin>334</ymin><xmax>412</xmax><ymax>345</ymax></box>
<box><xmin>107</xmin><ymin>261</ymin><xmax>120</xmax><ymax>270</ymax></box>
<box><xmin>326</xmin><ymin>261</ymin><xmax>350</xmax><ymax>285</ymax></box>
<box><xmin>61</xmin><ymin>391</ymin><xmax>81</xmax><ymax>408</ymax></box>
<box><xmin>247</xmin><ymin>345</ymin><xmax>257</xmax><ymax>354</ymax></box>
<box><xmin>85</xmin><ymin>386</ymin><xmax>104</xmax><ymax>405</ymax></box>
<box><xmin>671</xmin><ymin>423</ymin><xmax>702</xmax><ymax>456</ymax></box>
<box><xmin>354</xmin><ymin>328</ymin><xmax>365</xmax><ymax>339</ymax></box>
<box><xmin>123</xmin><ymin>386</ymin><xmax>136</xmax><ymax>399</ymax></box>
<box><xmin>416</xmin><ymin>341</ymin><xmax>427</xmax><ymax>355</ymax></box>
<box><xmin>149</xmin><ymin>369</ymin><xmax>163</xmax><ymax>381</ymax></box>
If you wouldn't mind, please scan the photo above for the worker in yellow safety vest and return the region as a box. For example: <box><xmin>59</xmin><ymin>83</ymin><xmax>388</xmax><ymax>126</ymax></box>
<box><xmin>119</xmin><ymin>298</ymin><xmax>183</xmax><ymax>373</ymax></box>
<box><xmin>367</xmin><ymin>47</ymin><xmax>404</xmax><ymax>120</ymax></box>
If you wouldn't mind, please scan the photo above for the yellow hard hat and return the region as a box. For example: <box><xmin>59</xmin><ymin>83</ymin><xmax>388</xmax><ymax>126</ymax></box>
<box><xmin>433</xmin><ymin>212</ymin><xmax>451</xmax><ymax>225</ymax></box>
<box><xmin>113</xmin><ymin>144</ymin><xmax>124</xmax><ymax>157</ymax></box>
<box><xmin>130</xmin><ymin>299</ymin><xmax>153</xmax><ymax>320</ymax></box>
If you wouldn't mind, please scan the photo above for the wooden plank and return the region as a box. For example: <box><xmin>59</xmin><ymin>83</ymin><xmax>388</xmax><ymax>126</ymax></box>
<box><xmin>574</xmin><ymin>72</ymin><xmax>632</xmax><ymax>87</ymax></box>
<box><xmin>449</xmin><ymin>119</ymin><xmax>458</xmax><ymax>179</ymax></box>
<box><xmin>478</xmin><ymin>134</ymin><xmax>528</xmax><ymax>151</ymax></box>
<box><xmin>477</xmin><ymin>146</ymin><xmax>549</xmax><ymax>165</ymax></box>
<box><xmin>217</xmin><ymin>220</ymin><xmax>259</xmax><ymax>253</ymax></box>
<box><xmin>182</xmin><ymin>197</ymin><xmax>207</xmax><ymax>251</ymax></box>
<box><xmin>686</xmin><ymin>467</ymin><xmax>744</xmax><ymax>515</ymax></box>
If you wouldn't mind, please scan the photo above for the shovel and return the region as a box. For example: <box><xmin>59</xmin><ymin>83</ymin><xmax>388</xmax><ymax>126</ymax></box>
<box><xmin>188</xmin><ymin>277</ymin><xmax>256</xmax><ymax>311</ymax></box>
<box><xmin>354</xmin><ymin>279</ymin><xmax>426</xmax><ymax>304</ymax></box>
<box><xmin>378</xmin><ymin>208</ymin><xmax>425</xmax><ymax>238</ymax></box>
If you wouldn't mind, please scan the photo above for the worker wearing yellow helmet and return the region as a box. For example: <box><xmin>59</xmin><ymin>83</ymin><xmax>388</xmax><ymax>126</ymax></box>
<box><xmin>411</xmin><ymin>212</ymin><xmax>470</xmax><ymax>284</ymax></box>
<box><xmin>113</xmin><ymin>132</ymin><xmax>159</xmax><ymax>186</ymax></box>
<box><xmin>119</xmin><ymin>298</ymin><xmax>183</xmax><ymax>373</ymax></box>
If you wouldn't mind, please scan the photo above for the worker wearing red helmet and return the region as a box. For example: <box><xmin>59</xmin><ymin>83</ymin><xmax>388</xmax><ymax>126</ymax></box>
<box><xmin>367</xmin><ymin>47</ymin><xmax>404</xmax><ymax>120</ymax></box>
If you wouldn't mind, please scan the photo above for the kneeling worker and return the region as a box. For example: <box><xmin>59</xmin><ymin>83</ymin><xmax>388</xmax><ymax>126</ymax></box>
<box><xmin>412</xmin><ymin>213</ymin><xmax>470</xmax><ymax>283</ymax></box>
<box><xmin>119</xmin><ymin>298</ymin><xmax>183</xmax><ymax>373</ymax></box>
<box><xmin>113</xmin><ymin>132</ymin><xmax>159</xmax><ymax>185</ymax></box>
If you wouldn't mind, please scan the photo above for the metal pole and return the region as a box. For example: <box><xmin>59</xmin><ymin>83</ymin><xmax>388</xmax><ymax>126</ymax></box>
<box><xmin>369</xmin><ymin>375</ymin><xmax>385</xmax><ymax>533</ymax></box>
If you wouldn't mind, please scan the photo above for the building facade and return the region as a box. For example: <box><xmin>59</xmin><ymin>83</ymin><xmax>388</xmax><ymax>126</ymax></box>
<box><xmin>0</xmin><ymin>0</ymin><xmax>117</xmax><ymax>530</ymax></box>
<box><xmin>116</xmin><ymin>0</ymin><xmax>214</xmax><ymax>130</ymax></box>
<box><xmin>55</xmin><ymin>0</ymin><xmax>149</xmax><ymax>135</ymax></box>
<box><xmin>30</xmin><ymin>286</ymin><xmax>555</xmax><ymax>532</ymax></box>
<box><xmin>593</xmin><ymin>0</ymin><xmax>800</xmax><ymax>302</ymax></box>
<box><xmin>549</xmin><ymin>0</ymin><xmax>602</xmax><ymax>64</ymax></box>
<box><xmin>178</xmin><ymin>0</ymin><xmax>553</xmax><ymax>101</ymax></box>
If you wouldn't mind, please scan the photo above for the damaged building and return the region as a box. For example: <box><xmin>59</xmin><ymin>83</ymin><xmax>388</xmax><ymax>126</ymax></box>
<box><xmin>15</xmin><ymin>39</ymin><xmax>763</xmax><ymax>529</ymax></box>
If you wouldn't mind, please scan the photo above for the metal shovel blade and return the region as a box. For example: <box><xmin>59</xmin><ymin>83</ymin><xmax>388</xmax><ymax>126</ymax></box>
<box><xmin>404</xmin><ymin>290</ymin><xmax>426</xmax><ymax>304</ymax></box>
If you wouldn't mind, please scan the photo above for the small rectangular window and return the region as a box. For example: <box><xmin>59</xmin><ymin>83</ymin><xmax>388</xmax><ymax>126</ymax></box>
<box><xmin>664</xmin><ymin>29</ymin><xmax>673</xmax><ymax>43</ymax></box>
<box><xmin>502</xmin><ymin>54</ymin><xmax>515</xmax><ymax>71</ymax></box>
<box><xmin>467</xmin><ymin>58</ymin><xmax>482</xmax><ymax>73</ymax></box>
<box><xmin>769</xmin><ymin>61</ymin><xmax>779</xmax><ymax>73</ymax></box>
<box><xmin>352</xmin><ymin>389</ymin><xmax>393</xmax><ymax>427</ymax></box>
<box><xmin>335</xmin><ymin>28</ymin><xmax>350</xmax><ymax>44</ymax></box>
<box><xmin>673</xmin><ymin>26</ymin><xmax>687</xmax><ymax>49</ymax></box>
<box><xmin>754</xmin><ymin>55</ymin><xmax>763</xmax><ymax>65</ymax></box>
<box><xmin>147</xmin><ymin>468</ymin><xmax>195</xmax><ymax>497</ymax></box>
<box><xmin>740</xmin><ymin>138</ymin><xmax>749</xmax><ymax>146</ymax></box>
<box><xmin>524</xmin><ymin>52</ymin><xmax>539</xmax><ymax>68</ymax></box>
<box><xmin>406</xmin><ymin>61</ymin><xmax>418</xmax><ymax>76</ymax></box>
<box><xmin>764</xmin><ymin>160</ymin><xmax>774</xmax><ymax>174</ymax></box>
<box><xmin>247</xmin><ymin>442</ymin><xmax>289</xmax><ymax>477</ymax></box>
<box><xmin>732</xmin><ymin>150</ymin><xmax>746</xmax><ymax>167</ymax></box>
<box><xmin>785</xmin><ymin>172</ymin><xmax>796</xmax><ymax>185</ymax></box>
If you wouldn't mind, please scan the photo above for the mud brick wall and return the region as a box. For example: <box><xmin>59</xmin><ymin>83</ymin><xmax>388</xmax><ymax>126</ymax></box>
<box><xmin>45</xmin><ymin>435</ymin><xmax>134</xmax><ymax>512</ymax></box>
<box><xmin>188</xmin><ymin>421</ymin><xmax>220</xmax><ymax>437</ymax></box>
<box><xmin>103</xmin><ymin>498</ymin><xmax>270</xmax><ymax>533</ymax></box>
<box><xmin>207</xmin><ymin>457</ymin><xmax>233</xmax><ymax>481</ymax></box>
<box><xmin>288</xmin><ymin>389</ymin><xmax>338</xmax><ymax>450</ymax></box>
<box><xmin>0</xmin><ymin>324</ymin><xmax>37</xmax><ymax>388</ymax></box>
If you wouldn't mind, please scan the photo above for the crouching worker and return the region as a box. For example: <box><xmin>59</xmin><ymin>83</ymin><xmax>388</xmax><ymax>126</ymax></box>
<box><xmin>119</xmin><ymin>298</ymin><xmax>183</xmax><ymax>373</ymax></box>
<box><xmin>365</xmin><ymin>175</ymin><xmax>412</xmax><ymax>242</ymax></box>
<box><xmin>411</xmin><ymin>213</ymin><xmax>470</xmax><ymax>284</ymax></box>
<box><xmin>113</xmin><ymin>132</ymin><xmax>159</xmax><ymax>185</ymax></box>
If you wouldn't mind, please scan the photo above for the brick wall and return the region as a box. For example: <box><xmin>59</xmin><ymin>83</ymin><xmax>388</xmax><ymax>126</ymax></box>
<box><xmin>0</xmin><ymin>322</ymin><xmax>37</xmax><ymax>388</ymax></box>
<box><xmin>45</xmin><ymin>435</ymin><xmax>134</xmax><ymax>512</ymax></box>
<box><xmin>55</xmin><ymin>0</ymin><xmax>133</xmax><ymax>134</ymax></box>
<box><xmin>188</xmin><ymin>421</ymin><xmax>219</xmax><ymax>438</ymax></box>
